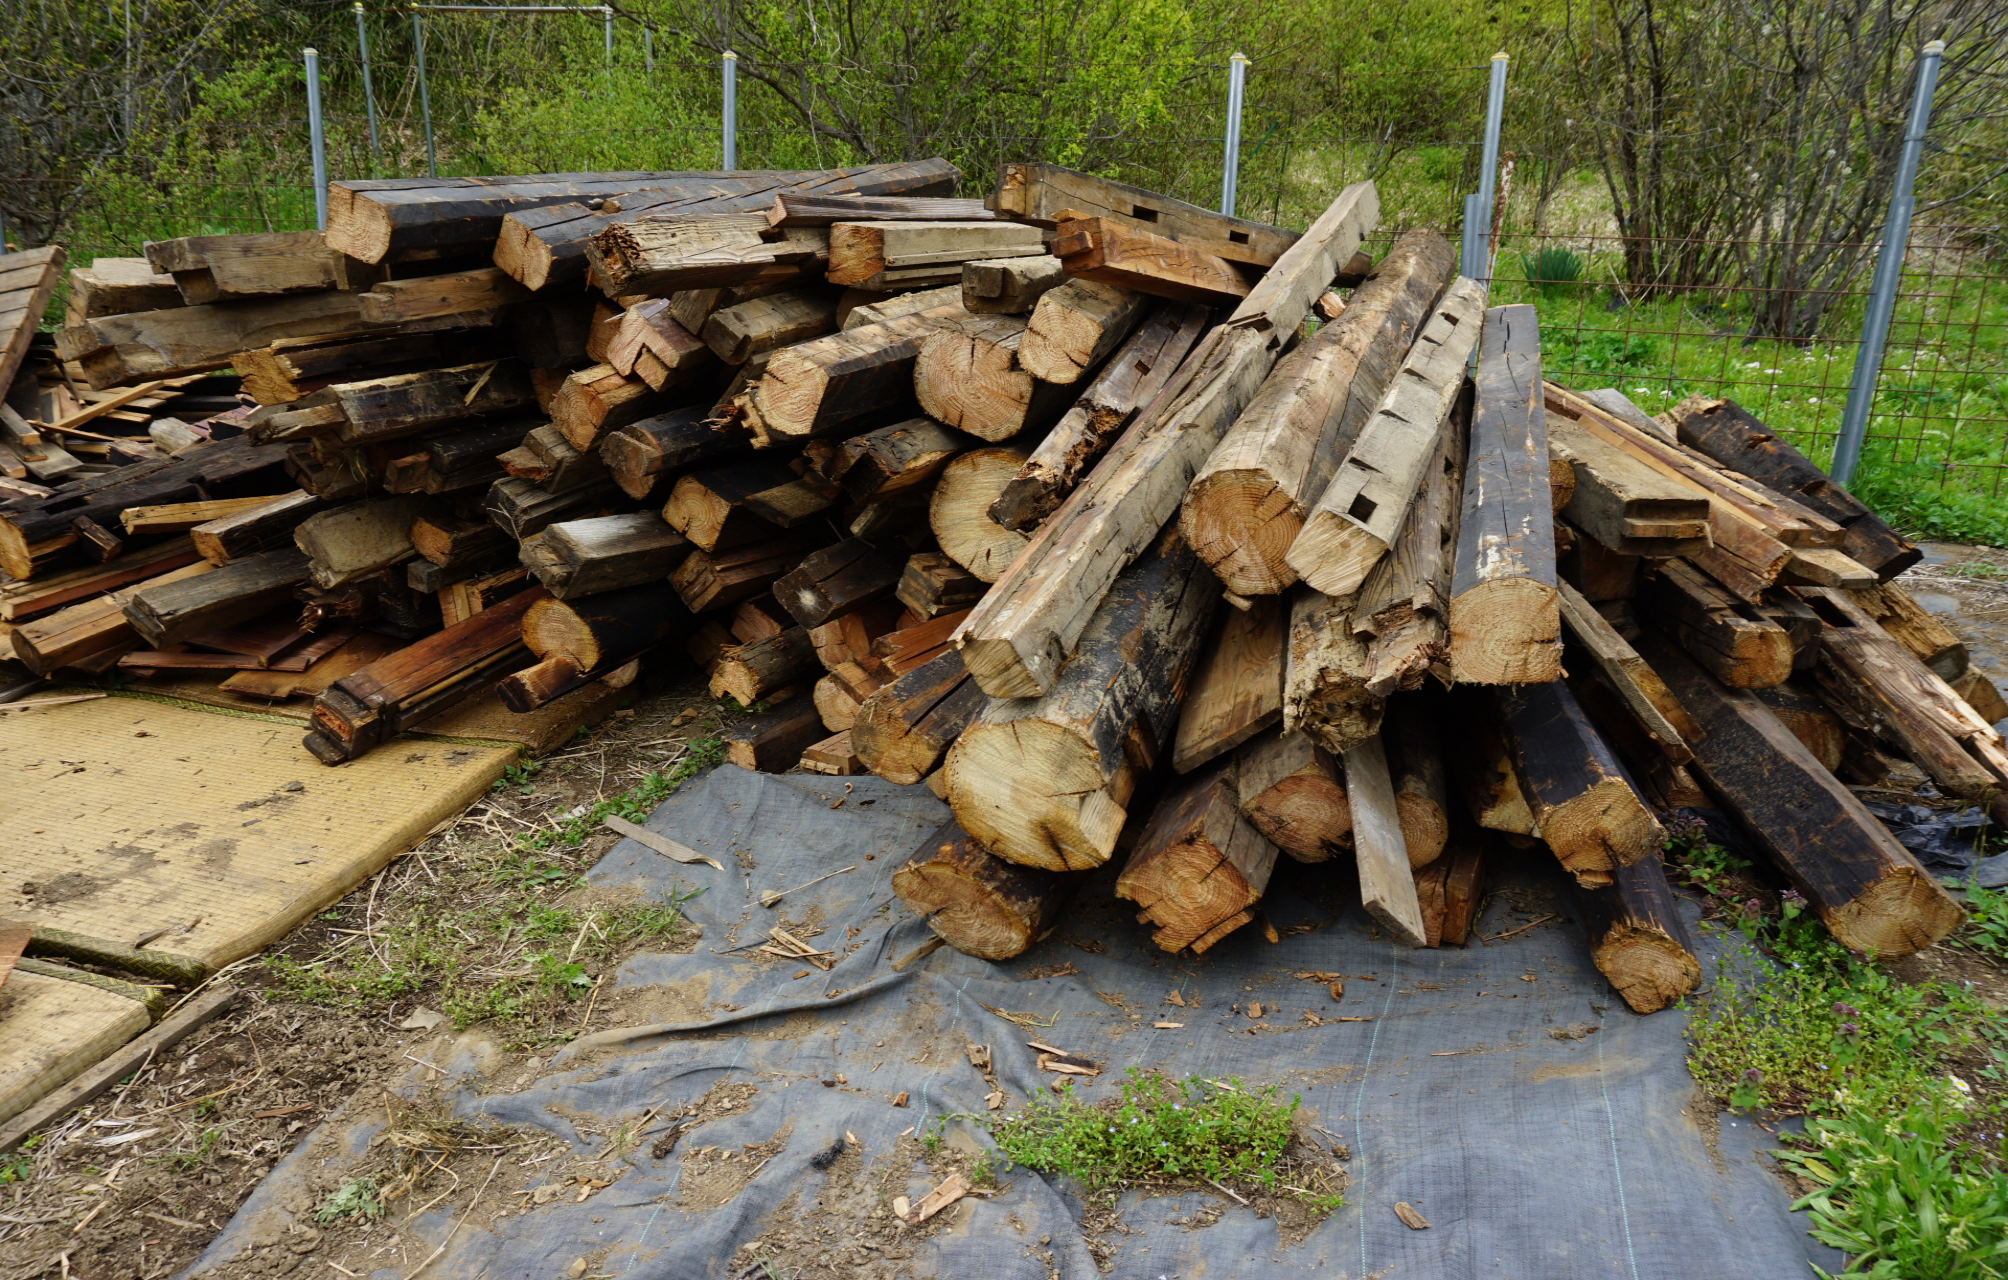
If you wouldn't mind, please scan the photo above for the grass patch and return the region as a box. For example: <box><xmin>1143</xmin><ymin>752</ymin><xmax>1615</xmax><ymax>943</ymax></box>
<box><xmin>518</xmin><ymin>737</ymin><xmax>723</xmax><ymax>852</ymax></box>
<box><xmin>958</xmin><ymin>1068</ymin><xmax>1344</xmax><ymax>1211</ymax></box>
<box><xmin>316</xmin><ymin>1174</ymin><xmax>384</xmax><ymax>1224</ymax></box>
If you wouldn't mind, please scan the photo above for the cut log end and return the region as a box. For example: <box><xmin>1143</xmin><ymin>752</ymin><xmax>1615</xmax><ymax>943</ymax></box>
<box><xmin>1828</xmin><ymin>866</ymin><xmax>1966</xmax><ymax>960</ymax></box>
<box><xmin>1117</xmin><ymin>841</ymin><xmax>1260</xmax><ymax>954</ymax></box>
<box><xmin>1286</xmin><ymin>515</ymin><xmax>1386</xmax><ymax>599</ymax></box>
<box><xmin>945</xmin><ymin>719</ymin><xmax>1122</xmax><ymax>872</ymax></box>
<box><xmin>931</xmin><ymin>449</ymin><xmax>1032</xmax><ymax>583</ymax></box>
<box><xmin>1449</xmin><ymin>579</ymin><xmax>1563</xmax><ymax>685</ymax></box>
<box><xmin>1592</xmin><ymin>923</ymin><xmax>1703</xmax><ymax>1014</ymax></box>
<box><xmin>1182</xmin><ymin>472</ymin><xmax>1303</xmax><ymax>598</ymax></box>
<box><xmin>891</xmin><ymin>825</ymin><xmax>1069</xmax><ymax>961</ymax></box>
<box><xmin>1242</xmin><ymin>773</ymin><xmax>1351</xmax><ymax>863</ymax></box>
<box><xmin>1542</xmin><ymin>778</ymin><xmax>1664</xmax><ymax>886</ymax></box>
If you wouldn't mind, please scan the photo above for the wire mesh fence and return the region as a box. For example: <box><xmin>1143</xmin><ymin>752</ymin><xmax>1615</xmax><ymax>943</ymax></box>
<box><xmin>32</xmin><ymin>45</ymin><xmax>2007</xmax><ymax>512</ymax></box>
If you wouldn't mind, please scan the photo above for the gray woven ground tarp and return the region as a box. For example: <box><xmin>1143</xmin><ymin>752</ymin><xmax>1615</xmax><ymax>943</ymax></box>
<box><xmin>188</xmin><ymin>766</ymin><xmax>1842</xmax><ymax>1278</ymax></box>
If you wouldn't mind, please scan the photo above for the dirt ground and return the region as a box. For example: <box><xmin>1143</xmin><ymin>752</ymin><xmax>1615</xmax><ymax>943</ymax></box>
<box><xmin>3</xmin><ymin>543</ymin><xmax>2007</xmax><ymax>1280</ymax></box>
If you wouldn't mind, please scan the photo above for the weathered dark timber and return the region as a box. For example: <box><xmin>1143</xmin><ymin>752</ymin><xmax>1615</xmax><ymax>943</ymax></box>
<box><xmin>709</xmin><ymin>625</ymin><xmax>818</xmax><ymax>705</ymax></box>
<box><xmin>1637</xmin><ymin>560</ymin><xmax>1795</xmax><ymax>689</ymax></box>
<box><xmin>773</xmin><ymin>538</ymin><xmax>904</xmax><ymax>627</ymax></box>
<box><xmin>1494</xmin><ymin>680</ymin><xmax>1664</xmax><ymax>887</ymax></box>
<box><xmin>519</xmin><ymin>512</ymin><xmax>690</xmax><ymax>600</ymax></box>
<box><xmin>853</xmin><ymin>647</ymin><xmax>989</xmax><ymax>786</ymax></box>
<box><xmin>669</xmin><ymin>530</ymin><xmax>829</xmax><ymax>613</ymax></box>
<box><xmin>123</xmin><ymin>548</ymin><xmax>310</xmax><ymax>647</ymax></box>
<box><xmin>601</xmin><ymin>407</ymin><xmax>749</xmax><ymax>501</ymax></box>
<box><xmin>1573</xmin><ymin>854</ymin><xmax>1701</xmax><ymax>1013</ymax></box>
<box><xmin>723</xmin><ymin>702</ymin><xmax>828</xmax><ymax>772</ymax></box>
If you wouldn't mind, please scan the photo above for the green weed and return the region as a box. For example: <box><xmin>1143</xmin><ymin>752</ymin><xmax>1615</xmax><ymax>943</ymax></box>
<box><xmin>1519</xmin><ymin>246</ymin><xmax>1586</xmax><ymax>299</ymax></box>
<box><xmin>494</xmin><ymin>759</ymin><xmax>543</xmax><ymax>796</ymax></box>
<box><xmin>1959</xmin><ymin>885</ymin><xmax>2008</xmax><ymax>962</ymax></box>
<box><xmin>519</xmin><ymin>738</ymin><xmax>723</xmax><ymax>852</ymax></box>
<box><xmin>315</xmin><ymin>1174</ymin><xmax>384</xmax><ymax>1224</ymax></box>
<box><xmin>976</xmin><ymin>1069</ymin><xmax>1338</xmax><ymax>1209</ymax></box>
<box><xmin>161</xmin><ymin>1126</ymin><xmax>226</xmax><ymax>1173</ymax></box>
<box><xmin>1944</xmin><ymin>561</ymin><xmax>2006</xmax><ymax>581</ymax></box>
<box><xmin>0</xmin><ymin>1151</ymin><xmax>32</xmax><ymax>1183</ymax></box>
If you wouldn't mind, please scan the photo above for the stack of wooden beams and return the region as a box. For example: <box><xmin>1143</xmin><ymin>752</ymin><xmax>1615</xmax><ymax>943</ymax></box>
<box><xmin>1</xmin><ymin>160</ymin><xmax>1993</xmax><ymax>1014</ymax></box>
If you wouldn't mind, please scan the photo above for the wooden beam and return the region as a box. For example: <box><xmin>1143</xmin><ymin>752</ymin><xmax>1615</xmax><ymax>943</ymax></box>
<box><xmin>993</xmin><ymin>162</ymin><xmax>1298</xmax><ymax>267</ymax></box>
<box><xmin>1342</xmin><ymin>732</ymin><xmax>1428</xmax><ymax>947</ymax></box>
<box><xmin>930</xmin><ymin>448</ymin><xmax>1031</xmax><ymax>583</ymax></box>
<box><xmin>1016</xmin><ymin>279</ymin><xmax>1149</xmax><ymax>385</ymax></box>
<box><xmin>1637</xmin><ymin>560</ymin><xmax>1795</xmax><ymax>689</ymax></box>
<box><xmin>1556</xmin><ymin>579</ymin><xmax>1699</xmax><ymax>756</ymax></box>
<box><xmin>1356</xmin><ymin>386</ymin><xmax>1465</xmax><ymax>697</ymax></box>
<box><xmin>1171</xmin><ymin>593</ymin><xmax>1286</xmax><ymax>773</ymax></box>
<box><xmin>915</xmin><ymin>312</ymin><xmax>1072</xmax><ymax>442</ymax></box>
<box><xmin>1286</xmin><ymin>276</ymin><xmax>1487</xmax><ymax>598</ymax></box>
<box><xmin>124</xmin><ymin>547</ymin><xmax>311</xmax><ymax>647</ymax></box>
<box><xmin>892</xmin><ymin>819</ymin><xmax>1072</xmax><ymax>961</ymax></box>
<box><xmin>1052</xmin><ymin>216</ymin><xmax>1250</xmax><ymax>306</ymax></box>
<box><xmin>827</xmin><ymin>220</ymin><xmax>1044</xmax><ymax>290</ymax></box>
<box><xmin>754</xmin><ymin>303</ymin><xmax>968</xmax><ymax>439</ymax></box>
<box><xmin>1573</xmin><ymin>855</ymin><xmax>1700</xmax><ymax>1013</ymax></box>
<box><xmin>1494</xmin><ymin>680</ymin><xmax>1664</xmax><ymax>887</ymax></box>
<box><xmin>853</xmin><ymin>648</ymin><xmax>988</xmax><ymax>786</ymax></box>
<box><xmin>1233</xmin><ymin>729</ymin><xmax>1350</xmax><ymax>863</ymax></box>
<box><xmin>962</xmin><ymin>255</ymin><xmax>1068</xmax><ymax>315</ymax></box>
<box><xmin>519</xmin><ymin>512</ymin><xmax>690</xmax><ymax>600</ymax></box>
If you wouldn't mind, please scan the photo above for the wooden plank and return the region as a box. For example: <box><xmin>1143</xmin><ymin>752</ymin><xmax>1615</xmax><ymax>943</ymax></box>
<box><xmin>0</xmin><ymin>247</ymin><xmax>64</xmax><ymax>393</ymax></box>
<box><xmin>771</xmin><ymin>193</ymin><xmax>993</xmax><ymax>226</ymax></box>
<box><xmin>1635</xmin><ymin>627</ymin><xmax>1963</xmax><ymax>957</ymax></box>
<box><xmin>1556</xmin><ymin>578</ymin><xmax>1699</xmax><ymax>756</ymax></box>
<box><xmin>1544</xmin><ymin>413</ymin><xmax>1711</xmax><ymax>553</ymax></box>
<box><xmin>1184</xmin><ymin>228</ymin><xmax>1455</xmax><ymax>597</ymax></box>
<box><xmin>1171</xmin><ymin>593</ymin><xmax>1285</xmax><ymax>773</ymax></box>
<box><xmin>955</xmin><ymin>183</ymin><xmax>1379</xmax><ymax>698</ymax></box>
<box><xmin>1286</xmin><ymin>276</ymin><xmax>1487</xmax><ymax>598</ymax></box>
<box><xmin>1342</xmin><ymin>733</ymin><xmax>1428</xmax><ymax>947</ymax></box>
<box><xmin>1052</xmin><ymin>217</ymin><xmax>1250</xmax><ymax>306</ymax></box>
<box><xmin>962</xmin><ymin>255</ymin><xmax>1068</xmax><ymax>315</ymax></box>
<box><xmin>119</xmin><ymin>494</ymin><xmax>285</xmax><ymax>536</ymax></box>
<box><xmin>993</xmin><ymin>162</ymin><xmax>1298</xmax><ymax>267</ymax></box>
<box><xmin>827</xmin><ymin>220</ymin><xmax>1044</xmax><ymax>290</ymax></box>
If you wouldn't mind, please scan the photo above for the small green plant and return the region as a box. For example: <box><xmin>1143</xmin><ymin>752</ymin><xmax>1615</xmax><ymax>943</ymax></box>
<box><xmin>520</xmin><ymin>738</ymin><xmax>724</xmax><ymax>851</ymax></box>
<box><xmin>1959</xmin><ymin>884</ymin><xmax>2008</xmax><ymax>961</ymax></box>
<box><xmin>162</xmin><ymin>1126</ymin><xmax>225</xmax><ymax>1173</ymax></box>
<box><xmin>316</xmin><ymin>1174</ymin><xmax>384</xmax><ymax>1224</ymax></box>
<box><xmin>494</xmin><ymin>759</ymin><xmax>543</xmax><ymax>795</ymax></box>
<box><xmin>1662</xmin><ymin>812</ymin><xmax>1754</xmax><ymax>899</ymax></box>
<box><xmin>0</xmin><ymin>1151</ymin><xmax>32</xmax><ymax>1183</ymax></box>
<box><xmin>531</xmin><ymin>952</ymin><xmax>596</xmax><ymax>998</ymax></box>
<box><xmin>1945</xmin><ymin>560</ymin><xmax>2005</xmax><ymax>581</ymax></box>
<box><xmin>978</xmin><ymin>1069</ymin><xmax>1336</xmax><ymax>1208</ymax></box>
<box><xmin>1519</xmin><ymin>245</ymin><xmax>1586</xmax><ymax>298</ymax></box>
<box><xmin>1778</xmin><ymin>1087</ymin><xmax>2008</xmax><ymax>1280</ymax></box>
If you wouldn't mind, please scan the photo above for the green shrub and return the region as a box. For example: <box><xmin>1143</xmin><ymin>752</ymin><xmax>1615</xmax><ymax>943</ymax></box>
<box><xmin>1520</xmin><ymin>245</ymin><xmax>1586</xmax><ymax>298</ymax></box>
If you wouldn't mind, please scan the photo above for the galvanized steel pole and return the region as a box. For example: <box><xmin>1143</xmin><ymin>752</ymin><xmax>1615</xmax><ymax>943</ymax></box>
<box><xmin>602</xmin><ymin>6</ymin><xmax>612</xmax><ymax>64</ymax></box>
<box><xmin>722</xmin><ymin>50</ymin><xmax>739</xmax><ymax>169</ymax></box>
<box><xmin>414</xmin><ymin>12</ymin><xmax>436</xmax><ymax>178</ymax></box>
<box><xmin>305</xmin><ymin>48</ymin><xmax>329</xmax><ymax>231</ymax></box>
<box><xmin>1464</xmin><ymin>52</ymin><xmax>1509</xmax><ymax>280</ymax></box>
<box><xmin>1833</xmin><ymin>41</ymin><xmax>1946</xmax><ymax>487</ymax></box>
<box><xmin>354</xmin><ymin>4</ymin><xmax>382</xmax><ymax>173</ymax></box>
<box><xmin>1220</xmin><ymin>52</ymin><xmax>1249</xmax><ymax>217</ymax></box>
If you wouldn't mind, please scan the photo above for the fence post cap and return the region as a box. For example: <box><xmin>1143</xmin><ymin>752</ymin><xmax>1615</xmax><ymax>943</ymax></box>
<box><xmin>1230</xmin><ymin>51</ymin><xmax>1249</xmax><ymax>64</ymax></box>
<box><xmin>1492</xmin><ymin>50</ymin><xmax>1509</xmax><ymax>62</ymax></box>
<box><xmin>1922</xmin><ymin>39</ymin><xmax>1946</xmax><ymax>55</ymax></box>
<box><xmin>305</xmin><ymin>46</ymin><xmax>319</xmax><ymax>56</ymax></box>
<box><xmin>723</xmin><ymin>49</ymin><xmax>739</xmax><ymax>60</ymax></box>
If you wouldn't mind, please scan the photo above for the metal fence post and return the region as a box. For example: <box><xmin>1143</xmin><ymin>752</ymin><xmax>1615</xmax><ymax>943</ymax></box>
<box><xmin>722</xmin><ymin>50</ymin><xmax>738</xmax><ymax>169</ymax></box>
<box><xmin>1220</xmin><ymin>52</ymin><xmax>1249</xmax><ymax>217</ymax></box>
<box><xmin>354</xmin><ymin>3</ymin><xmax>383</xmax><ymax>174</ymax></box>
<box><xmin>1832</xmin><ymin>40</ymin><xmax>1946</xmax><ymax>488</ymax></box>
<box><xmin>1463</xmin><ymin>52</ymin><xmax>1509</xmax><ymax>280</ymax></box>
<box><xmin>602</xmin><ymin>6</ymin><xmax>612</xmax><ymax>65</ymax></box>
<box><xmin>414</xmin><ymin>12</ymin><xmax>436</xmax><ymax>178</ymax></box>
<box><xmin>305</xmin><ymin>48</ymin><xmax>329</xmax><ymax>231</ymax></box>
<box><xmin>644</xmin><ymin>26</ymin><xmax>653</xmax><ymax>72</ymax></box>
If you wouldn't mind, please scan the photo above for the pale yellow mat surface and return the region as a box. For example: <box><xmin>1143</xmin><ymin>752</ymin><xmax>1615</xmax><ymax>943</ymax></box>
<box><xmin>0</xmin><ymin>969</ymin><xmax>152</xmax><ymax>1126</ymax></box>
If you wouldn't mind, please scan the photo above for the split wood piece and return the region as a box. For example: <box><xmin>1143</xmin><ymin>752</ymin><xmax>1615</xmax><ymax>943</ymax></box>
<box><xmin>815</xmin><ymin>674</ymin><xmax>864</xmax><ymax>731</ymax></box>
<box><xmin>827</xmin><ymin>221</ymin><xmax>1045</xmax><ymax>290</ymax></box>
<box><xmin>837</xmin><ymin>417</ymin><xmax>974</xmax><ymax>503</ymax></box>
<box><xmin>770</xmin><ymin>193</ymin><xmax>991</xmax><ymax>227</ymax></box>
<box><xmin>1342</xmin><ymin>733</ymin><xmax>1428</xmax><ymax>947</ymax></box>
<box><xmin>1544</xmin><ymin>413</ymin><xmax>1711</xmax><ymax>553</ymax></box>
<box><xmin>1779</xmin><ymin>548</ymin><xmax>1878</xmax><ymax>589</ymax></box>
<box><xmin>993</xmin><ymin>163</ymin><xmax>1298</xmax><ymax>268</ymax></box>
<box><xmin>723</xmin><ymin>702</ymin><xmax>828</xmax><ymax>772</ymax></box>
<box><xmin>116</xmin><ymin>495</ymin><xmax>281</xmax><ymax>537</ymax></box>
<box><xmin>955</xmin><ymin>182</ymin><xmax>1380</xmax><ymax>698</ymax></box>
<box><xmin>701</xmin><ymin>290</ymin><xmax>838</xmax><ymax>365</ymax></box>
<box><xmin>410</xmin><ymin>513</ymin><xmax>512</xmax><ymax>570</ymax></box>
<box><xmin>860</xmin><ymin>609</ymin><xmax>973</xmax><ymax>680</ymax></box>
<box><xmin>931</xmin><ymin>449</ymin><xmax>1031</xmax><ymax>582</ymax></box>
<box><xmin>671</xmin><ymin>277</ymin><xmax>792</xmax><ymax>342</ymax></box>
<box><xmin>1494</xmin><ymin>681</ymin><xmax>1663</xmax><ymax>887</ymax></box>
<box><xmin>1798</xmin><ymin>586</ymin><xmax>2008</xmax><ymax>808</ymax></box>
<box><xmin>219</xmin><ymin>630</ymin><xmax>401</xmax><ymax>701</ymax></box>
<box><xmin>519</xmin><ymin>512</ymin><xmax>691</xmax><ymax>600</ymax></box>
<box><xmin>1171</xmin><ymin>594</ymin><xmax>1285</xmax><ymax>774</ymax></box>
<box><xmin>1574</xmin><ymin>854</ymin><xmax>1701</xmax><ymax>1014</ymax></box>
<box><xmin>840</xmin><ymin>285</ymin><xmax>961</xmax><ymax>331</ymax></box>
<box><xmin>892</xmin><ymin>819</ymin><xmax>1071</xmax><ymax>960</ymax></box>
<box><xmin>1556</xmin><ymin>578</ymin><xmax>1699</xmax><ymax>757</ymax></box>
<box><xmin>1</xmin><ymin>247</ymin><xmax>64</xmax><ymax>393</ymax></box>
<box><xmin>1444</xmin><ymin>688</ymin><xmax>1538</xmax><ymax>836</ymax></box>
<box><xmin>351</xmin><ymin>266</ymin><xmax>530</xmax><ymax>326</ymax></box>
<box><xmin>990</xmin><ymin>303</ymin><xmax>1208</xmax><ymax>532</ymax></box>
<box><xmin>1184</xmin><ymin>228</ymin><xmax>1455</xmax><ymax>597</ymax></box>
<box><xmin>284</xmin><ymin>444</ymin><xmax>366</xmax><ymax>502</ymax></box>
<box><xmin>11</xmin><ymin>560</ymin><xmax>215</xmax><ymax>674</ymax></box>
<box><xmin>1384</xmin><ymin>696</ymin><xmax>1451</xmax><ymax>869</ymax></box>
<box><xmin>730</xmin><ymin>595</ymin><xmax>791</xmax><ymax>642</ymax></box>
<box><xmin>603</xmin><ymin>299</ymin><xmax>718</xmax><ymax>390</ymax></box>
<box><xmin>1414</xmin><ymin>853</ymin><xmax>1450</xmax><ymax>947</ymax></box>
<box><xmin>1758</xmin><ymin>587</ymin><xmax>1827</xmax><ymax>672</ymax></box>
<box><xmin>177</xmin><ymin>490</ymin><xmax>322</xmax><ymax>570</ymax></box>
<box><xmin>1956</xmin><ymin>670</ymin><xmax>2008</xmax><ymax>727</ymax></box>
<box><xmin>486</xmin><ymin>160</ymin><xmax>960</xmax><ymax>290</ymax></box>
<box><xmin>1637</xmin><ymin>560</ymin><xmax>1795</xmax><ymax>689</ymax></box>
<box><xmin>1282</xmin><ymin>587</ymin><xmax>1382</xmax><ymax>756</ymax></box>
<box><xmin>706</xmin><ymin>618</ymin><xmax>815</xmax><ymax>699</ymax></box>
<box><xmin>1633</xmin><ymin>627</ymin><xmax>1961</xmax><ymax>957</ymax></box>
<box><xmin>237</xmin><ymin>329</ymin><xmax>492</xmax><ymax>405</ymax></box>
<box><xmin>305</xmin><ymin>585</ymin><xmax>544</xmax><ymax>763</ymax></box>
<box><xmin>1052</xmin><ymin>217</ymin><xmax>1249</xmax><ymax>306</ymax></box>
<box><xmin>250</xmin><ymin>360</ymin><xmax>535</xmax><ymax>448</ymax></box>
<box><xmin>669</xmin><ymin>530</ymin><xmax>828</xmax><ymax>613</ymax></box>
<box><xmin>853</xmin><ymin>647</ymin><xmax>988</xmax><ymax>786</ymax></box>
<box><xmin>586</xmin><ymin>212</ymin><xmax>824</xmax><ymax>295</ymax></box>
<box><xmin>1551</xmin><ymin>383</ymin><xmax>1845</xmax><ymax>551</ymax></box>
<box><xmin>552</xmin><ymin>363</ymin><xmax>697</xmax><ymax>451</ymax></box>
<box><xmin>1852</xmin><ymin>582</ymin><xmax>1966</xmax><ymax>681</ymax></box>
<box><xmin>1665</xmin><ymin>395</ymin><xmax>1920</xmax><ymax>578</ymax></box>
<box><xmin>1357</xmin><ymin>387</ymin><xmax>1466</xmax><ymax>697</ymax></box>
<box><xmin>1233</xmin><ymin>729</ymin><xmax>1350</xmax><ymax>862</ymax></box>
<box><xmin>0</xmin><ymin>539</ymin><xmax>200</xmax><ymax>622</ymax></box>
<box><xmin>293</xmin><ymin>497</ymin><xmax>433</xmax><ymax>589</ymax></box>
<box><xmin>800</xmin><ymin>729</ymin><xmax>864</xmax><ymax>775</ymax></box>
<box><xmin>1117</xmin><ymin>756</ymin><xmax>1279</xmax><ymax>954</ymax></box>
<box><xmin>1440</xmin><ymin>820</ymin><xmax>1486</xmax><ymax>945</ymax></box>
<box><xmin>499</xmin><ymin>586</ymin><xmax>693</xmax><ymax>712</ymax></box>
<box><xmin>67</xmin><ymin>256</ymin><xmax>182</xmax><ymax>321</ymax></box>
<box><xmin>774</xmin><ymin>538</ymin><xmax>904</xmax><ymax>628</ymax></box>
<box><xmin>1752</xmin><ymin>683</ymin><xmax>1847</xmax><ymax>772</ymax></box>
<box><xmin>663</xmin><ymin>458</ymin><xmax>831</xmax><ymax>551</ymax></box>
<box><xmin>897</xmin><ymin>552</ymin><xmax>986</xmax><ymax>619</ymax></box>
<box><xmin>915</xmin><ymin>313</ymin><xmax>1073</xmax><ymax>441</ymax></box>
<box><xmin>755</xmin><ymin>303</ymin><xmax>969</xmax><ymax>439</ymax></box>
<box><xmin>145</xmin><ymin>230</ymin><xmax>378</xmax><ymax>303</ymax></box>
<box><xmin>807</xmin><ymin>598</ymin><xmax>906</xmax><ymax>670</ymax></box>
<box><xmin>1287</xmin><ymin>276</ymin><xmax>1487</xmax><ymax>598</ymax></box>
<box><xmin>963</xmin><ymin>256</ymin><xmax>1068</xmax><ymax>315</ymax></box>
<box><xmin>0</xmin><ymin>434</ymin><xmax>291</xmax><ymax>580</ymax></box>
<box><xmin>1556</xmin><ymin>518</ymin><xmax>1641</xmax><ymax>602</ymax></box>
<box><xmin>124</xmin><ymin>548</ymin><xmax>310</xmax><ymax>647</ymax></box>
<box><xmin>600</xmin><ymin>407</ymin><xmax>748</xmax><ymax>501</ymax></box>
<box><xmin>946</xmin><ymin>530</ymin><xmax>1217</xmax><ymax>870</ymax></box>
<box><xmin>1017</xmin><ymin>279</ymin><xmax>1150</xmax><ymax>386</ymax></box>
<box><xmin>440</xmin><ymin>566</ymin><xmax>531</xmax><ymax>627</ymax></box>
<box><xmin>500</xmin><ymin>423</ymin><xmax>604</xmax><ymax>494</ymax></box>
<box><xmin>485</xmin><ymin>477</ymin><xmax>621</xmax><ymax>542</ymax></box>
